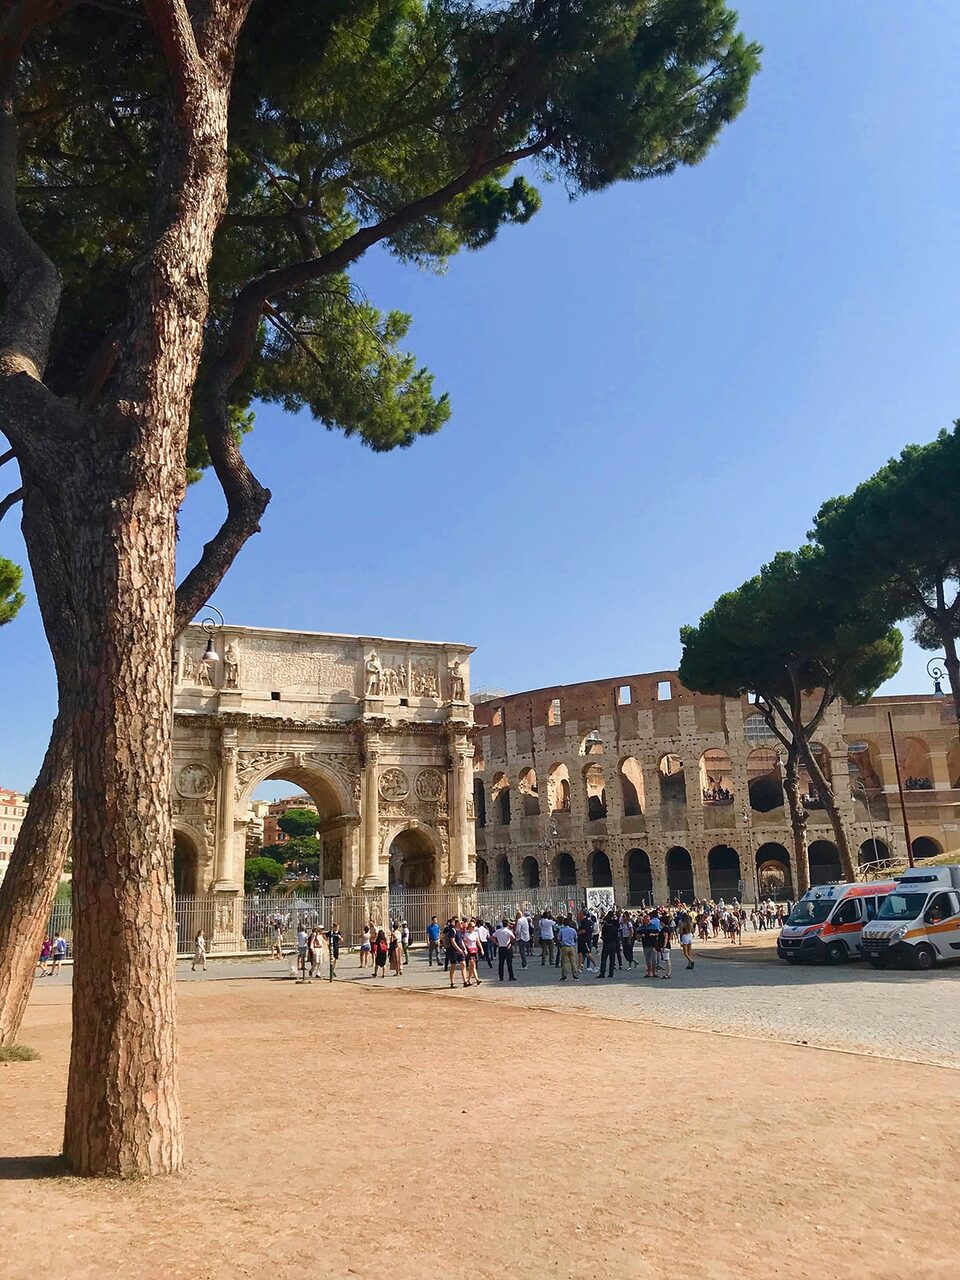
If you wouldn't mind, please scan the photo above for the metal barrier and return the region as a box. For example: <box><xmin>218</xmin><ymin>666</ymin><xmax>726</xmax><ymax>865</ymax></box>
<box><xmin>41</xmin><ymin>883</ymin><xmax>611</xmax><ymax>960</ymax></box>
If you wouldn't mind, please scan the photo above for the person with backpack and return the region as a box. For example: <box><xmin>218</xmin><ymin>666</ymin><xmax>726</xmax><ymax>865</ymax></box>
<box><xmin>597</xmin><ymin>910</ymin><xmax>620</xmax><ymax>978</ymax></box>
<box><xmin>444</xmin><ymin>917</ymin><xmax>468</xmax><ymax>988</ymax></box>
<box><xmin>50</xmin><ymin>933</ymin><xmax>68</xmax><ymax>975</ymax></box>
<box><xmin>373</xmin><ymin>929</ymin><xmax>389</xmax><ymax>977</ymax></box>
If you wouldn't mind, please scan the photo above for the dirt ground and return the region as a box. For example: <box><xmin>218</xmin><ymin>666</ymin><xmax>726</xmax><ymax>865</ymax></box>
<box><xmin>2</xmin><ymin>976</ymin><xmax>959</xmax><ymax>1280</ymax></box>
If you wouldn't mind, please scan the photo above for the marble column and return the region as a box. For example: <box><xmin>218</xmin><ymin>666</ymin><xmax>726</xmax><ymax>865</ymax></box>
<box><xmin>448</xmin><ymin>742</ymin><xmax>473</xmax><ymax>884</ymax></box>
<box><xmin>213</xmin><ymin>732</ymin><xmax>239</xmax><ymax>891</ymax></box>
<box><xmin>360</xmin><ymin>738</ymin><xmax>382</xmax><ymax>887</ymax></box>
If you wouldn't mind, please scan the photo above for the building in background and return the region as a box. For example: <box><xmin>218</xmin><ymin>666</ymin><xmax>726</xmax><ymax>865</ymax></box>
<box><xmin>472</xmin><ymin>671</ymin><xmax>960</xmax><ymax>905</ymax></box>
<box><xmin>0</xmin><ymin>787</ymin><xmax>28</xmax><ymax>883</ymax></box>
<box><xmin>261</xmin><ymin>795</ymin><xmax>316</xmax><ymax>848</ymax></box>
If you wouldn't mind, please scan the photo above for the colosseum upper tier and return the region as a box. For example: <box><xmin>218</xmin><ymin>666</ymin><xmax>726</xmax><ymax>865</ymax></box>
<box><xmin>471</xmin><ymin>669</ymin><xmax>960</xmax><ymax>904</ymax></box>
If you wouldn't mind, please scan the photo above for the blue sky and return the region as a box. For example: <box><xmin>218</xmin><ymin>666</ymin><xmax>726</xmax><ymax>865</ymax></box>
<box><xmin>2</xmin><ymin>0</ymin><xmax>959</xmax><ymax>791</ymax></box>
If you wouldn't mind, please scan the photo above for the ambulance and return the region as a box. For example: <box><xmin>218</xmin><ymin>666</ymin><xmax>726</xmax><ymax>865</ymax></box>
<box><xmin>776</xmin><ymin>880</ymin><xmax>895</xmax><ymax>965</ymax></box>
<box><xmin>860</xmin><ymin>865</ymin><xmax>960</xmax><ymax>971</ymax></box>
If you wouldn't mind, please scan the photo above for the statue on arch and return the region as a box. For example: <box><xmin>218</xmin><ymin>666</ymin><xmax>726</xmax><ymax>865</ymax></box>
<box><xmin>366</xmin><ymin>650</ymin><xmax>383</xmax><ymax>697</ymax></box>
<box><xmin>449</xmin><ymin>659</ymin><xmax>465</xmax><ymax>702</ymax></box>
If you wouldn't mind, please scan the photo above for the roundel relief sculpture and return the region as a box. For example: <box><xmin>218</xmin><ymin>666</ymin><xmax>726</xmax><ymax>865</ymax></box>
<box><xmin>379</xmin><ymin>768</ymin><xmax>410</xmax><ymax>801</ymax></box>
<box><xmin>415</xmin><ymin>768</ymin><xmax>445</xmax><ymax>802</ymax></box>
<box><xmin>176</xmin><ymin>762</ymin><xmax>215</xmax><ymax>799</ymax></box>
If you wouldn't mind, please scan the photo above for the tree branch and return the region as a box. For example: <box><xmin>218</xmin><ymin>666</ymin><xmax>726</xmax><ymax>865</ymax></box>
<box><xmin>141</xmin><ymin>0</ymin><xmax>202</xmax><ymax>127</ymax></box>
<box><xmin>216</xmin><ymin>131</ymin><xmax>558</xmax><ymax>387</ymax></box>
<box><xmin>0</xmin><ymin>483</ymin><xmax>23</xmax><ymax>522</ymax></box>
<box><xmin>173</xmin><ymin>392</ymin><xmax>269</xmax><ymax>636</ymax></box>
<box><xmin>0</xmin><ymin>446</ymin><xmax>15</xmax><ymax>467</ymax></box>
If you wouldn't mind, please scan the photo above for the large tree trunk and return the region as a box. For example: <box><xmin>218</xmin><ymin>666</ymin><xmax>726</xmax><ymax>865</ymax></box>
<box><xmin>797</xmin><ymin>737</ymin><xmax>855</xmax><ymax>882</ymax></box>
<box><xmin>783</xmin><ymin>744</ymin><xmax>809</xmax><ymax>896</ymax></box>
<box><xmin>62</xmin><ymin>463</ymin><xmax>182</xmax><ymax>1177</ymax></box>
<box><xmin>0</xmin><ymin>710</ymin><xmax>72</xmax><ymax>1045</ymax></box>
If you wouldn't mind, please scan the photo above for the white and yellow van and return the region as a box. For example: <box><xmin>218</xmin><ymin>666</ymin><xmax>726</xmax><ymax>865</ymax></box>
<box><xmin>777</xmin><ymin>881</ymin><xmax>894</xmax><ymax>965</ymax></box>
<box><xmin>860</xmin><ymin>865</ymin><xmax>960</xmax><ymax>972</ymax></box>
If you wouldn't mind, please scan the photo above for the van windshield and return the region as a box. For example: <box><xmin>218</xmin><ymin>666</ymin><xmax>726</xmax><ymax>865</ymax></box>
<box><xmin>876</xmin><ymin>893</ymin><xmax>928</xmax><ymax>921</ymax></box>
<box><xmin>786</xmin><ymin>900</ymin><xmax>834</xmax><ymax>926</ymax></box>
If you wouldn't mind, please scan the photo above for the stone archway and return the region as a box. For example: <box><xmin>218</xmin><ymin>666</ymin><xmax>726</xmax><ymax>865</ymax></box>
<box><xmin>173</xmin><ymin>827</ymin><xmax>203</xmax><ymax>896</ymax></box>
<box><xmin>387</xmin><ymin>824</ymin><xmax>442</xmax><ymax>888</ymax></box>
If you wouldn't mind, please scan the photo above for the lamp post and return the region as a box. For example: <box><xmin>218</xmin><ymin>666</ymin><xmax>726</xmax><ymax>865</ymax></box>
<box><xmin>199</xmin><ymin>604</ymin><xmax>224</xmax><ymax>675</ymax></box>
<box><xmin>927</xmin><ymin>656</ymin><xmax>947</xmax><ymax>697</ymax></box>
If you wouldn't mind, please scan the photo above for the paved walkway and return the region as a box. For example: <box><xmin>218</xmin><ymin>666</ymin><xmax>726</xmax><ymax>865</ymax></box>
<box><xmin>42</xmin><ymin>937</ymin><xmax>960</xmax><ymax>1068</ymax></box>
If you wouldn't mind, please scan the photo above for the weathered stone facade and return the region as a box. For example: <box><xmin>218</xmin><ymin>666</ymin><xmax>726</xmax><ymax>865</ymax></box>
<box><xmin>472</xmin><ymin>671</ymin><xmax>960</xmax><ymax>903</ymax></box>
<box><xmin>172</xmin><ymin>625</ymin><xmax>475</xmax><ymax>942</ymax></box>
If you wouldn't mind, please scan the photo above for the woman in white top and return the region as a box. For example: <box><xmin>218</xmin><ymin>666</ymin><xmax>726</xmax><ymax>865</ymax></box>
<box><xmin>360</xmin><ymin>924</ymin><xmax>372</xmax><ymax>968</ymax></box>
<box><xmin>191</xmin><ymin>930</ymin><xmax>206</xmax><ymax>972</ymax></box>
<box><xmin>462</xmin><ymin>920</ymin><xmax>483</xmax><ymax>987</ymax></box>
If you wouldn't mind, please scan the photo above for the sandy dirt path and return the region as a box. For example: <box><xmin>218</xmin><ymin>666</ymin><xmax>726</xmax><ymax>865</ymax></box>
<box><xmin>1</xmin><ymin>977</ymin><xmax>958</xmax><ymax>1280</ymax></box>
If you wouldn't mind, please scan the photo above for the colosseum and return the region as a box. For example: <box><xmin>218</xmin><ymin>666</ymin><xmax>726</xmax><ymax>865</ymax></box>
<box><xmin>471</xmin><ymin>669</ymin><xmax>960</xmax><ymax>904</ymax></box>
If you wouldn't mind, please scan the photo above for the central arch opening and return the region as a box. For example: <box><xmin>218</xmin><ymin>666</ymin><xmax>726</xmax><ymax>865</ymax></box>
<box><xmin>249</xmin><ymin>765</ymin><xmax>353</xmax><ymax>891</ymax></box>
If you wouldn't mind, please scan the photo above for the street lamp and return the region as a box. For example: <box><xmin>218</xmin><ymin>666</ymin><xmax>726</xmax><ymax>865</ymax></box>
<box><xmin>927</xmin><ymin>656</ymin><xmax>947</xmax><ymax>697</ymax></box>
<box><xmin>199</xmin><ymin>604</ymin><xmax>224</xmax><ymax>674</ymax></box>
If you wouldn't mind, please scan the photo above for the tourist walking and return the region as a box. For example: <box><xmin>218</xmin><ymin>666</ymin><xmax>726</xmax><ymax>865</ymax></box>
<box><xmin>296</xmin><ymin>924</ymin><xmax>309</xmax><ymax>980</ymax></box>
<box><xmin>637</xmin><ymin>912</ymin><xmax>661</xmax><ymax>978</ymax></box>
<box><xmin>191</xmin><ymin>929</ymin><xmax>207</xmax><ymax>972</ymax></box>
<box><xmin>360</xmin><ymin>924</ymin><xmax>372</xmax><ymax>968</ymax></box>
<box><xmin>50</xmin><ymin>932</ymin><xmax>68</xmax><ymax>976</ymax></box>
<box><xmin>493</xmin><ymin>918</ymin><xmax>517</xmax><ymax>981</ymax></box>
<box><xmin>307</xmin><ymin>927</ymin><xmax>324</xmax><ymax>980</ymax></box>
<box><xmin>462</xmin><ymin>919</ymin><xmax>483</xmax><ymax>986</ymax></box>
<box><xmin>327</xmin><ymin>922</ymin><xmax>342</xmax><ymax>975</ymax></box>
<box><xmin>557</xmin><ymin>917</ymin><xmax>580</xmax><ymax>980</ymax></box>
<box><xmin>427</xmin><ymin>916</ymin><xmax>441</xmax><ymax>966</ymax></box>
<box><xmin>538</xmin><ymin>912</ymin><xmax>556</xmax><ymax>965</ymax></box>
<box><xmin>373</xmin><ymin>929</ymin><xmax>389</xmax><ymax>977</ymax></box>
<box><xmin>577</xmin><ymin>914</ymin><xmax>595</xmax><ymax>972</ymax></box>
<box><xmin>678</xmin><ymin>910</ymin><xmax>695</xmax><ymax>970</ymax></box>
<box><xmin>657</xmin><ymin>918</ymin><xmax>673</xmax><ymax>979</ymax></box>
<box><xmin>400</xmin><ymin>919</ymin><xmax>410</xmax><ymax>965</ymax></box>
<box><xmin>445</xmin><ymin>918</ymin><xmax>468</xmax><ymax>988</ymax></box>
<box><xmin>477</xmin><ymin>919</ymin><xmax>493</xmax><ymax>968</ymax></box>
<box><xmin>389</xmin><ymin>922</ymin><xmax>404</xmax><ymax>976</ymax></box>
<box><xmin>514</xmin><ymin>911</ymin><xmax>531</xmax><ymax>968</ymax></box>
<box><xmin>271</xmin><ymin>919</ymin><xmax>285</xmax><ymax>959</ymax></box>
<box><xmin>37</xmin><ymin>937</ymin><xmax>52</xmax><ymax>975</ymax></box>
<box><xmin>598</xmin><ymin>911</ymin><xmax>620</xmax><ymax>978</ymax></box>
<box><xmin>620</xmin><ymin>912</ymin><xmax>636</xmax><ymax>969</ymax></box>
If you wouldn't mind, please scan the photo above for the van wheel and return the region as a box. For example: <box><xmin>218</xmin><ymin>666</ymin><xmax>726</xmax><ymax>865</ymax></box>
<box><xmin>912</xmin><ymin>944</ymin><xmax>936</xmax><ymax>972</ymax></box>
<box><xmin>825</xmin><ymin>942</ymin><xmax>847</xmax><ymax>965</ymax></box>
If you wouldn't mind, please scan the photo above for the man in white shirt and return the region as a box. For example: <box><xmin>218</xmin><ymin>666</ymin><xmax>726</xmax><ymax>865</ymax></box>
<box><xmin>476</xmin><ymin>920</ymin><xmax>492</xmax><ymax>969</ymax></box>
<box><xmin>538</xmin><ymin>912</ymin><xmax>557</xmax><ymax>966</ymax></box>
<box><xmin>296</xmin><ymin>927</ymin><xmax>308</xmax><ymax>980</ymax></box>
<box><xmin>514</xmin><ymin>912</ymin><xmax>531</xmax><ymax>968</ymax></box>
<box><xmin>493</xmin><ymin>920</ymin><xmax>517</xmax><ymax>981</ymax></box>
<box><xmin>557</xmin><ymin>918</ymin><xmax>579</xmax><ymax>980</ymax></box>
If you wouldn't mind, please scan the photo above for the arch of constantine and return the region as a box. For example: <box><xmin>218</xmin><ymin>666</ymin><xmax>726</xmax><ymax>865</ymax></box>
<box><xmin>172</xmin><ymin>624</ymin><xmax>475</xmax><ymax>946</ymax></box>
<box><xmin>472</xmin><ymin>670</ymin><xmax>960</xmax><ymax>905</ymax></box>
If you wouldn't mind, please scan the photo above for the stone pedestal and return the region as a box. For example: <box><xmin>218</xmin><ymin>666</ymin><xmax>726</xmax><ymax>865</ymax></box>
<box><xmin>211</xmin><ymin>890</ymin><xmax>245</xmax><ymax>951</ymax></box>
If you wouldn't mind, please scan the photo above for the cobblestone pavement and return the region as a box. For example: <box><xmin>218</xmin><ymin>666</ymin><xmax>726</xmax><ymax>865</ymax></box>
<box><xmin>44</xmin><ymin>937</ymin><xmax>960</xmax><ymax>1067</ymax></box>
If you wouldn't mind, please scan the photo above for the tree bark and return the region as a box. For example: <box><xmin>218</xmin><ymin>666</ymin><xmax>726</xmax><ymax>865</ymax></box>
<box><xmin>61</xmin><ymin>461</ymin><xmax>183</xmax><ymax>1176</ymax></box>
<box><xmin>783</xmin><ymin>743</ymin><xmax>809</xmax><ymax>896</ymax></box>
<box><xmin>0</xmin><ymin>484</ymin><xmax>76</xmax><ymax>1046</ymax></box>
<box><xmin>796</xmin><ymin>737</ymin><xmax>855</xmax><ymax>882</ymax></box>
<box><xmin>0</xmin><ymin>708</ymin><xmax>72</xmax><ymax>1045</ymax></box>
<box><xmin>941</xmin><ymin>630</ymin><xmax>960</xmax><ymax>744</ymax></box>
